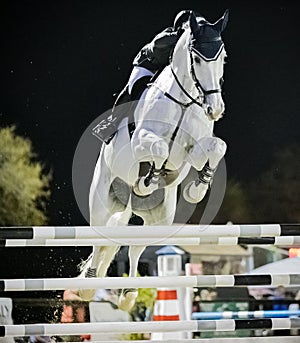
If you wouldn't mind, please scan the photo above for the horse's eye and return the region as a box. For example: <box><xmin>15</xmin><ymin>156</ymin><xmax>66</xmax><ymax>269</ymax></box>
<box><xmin>194</xmin><ymin>56</ymin><xmax>201</xmax><ymax>64</ymax></box>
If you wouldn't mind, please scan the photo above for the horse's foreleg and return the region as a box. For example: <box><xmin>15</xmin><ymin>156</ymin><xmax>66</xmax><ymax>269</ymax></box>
<box><xmin>118</xmin><ymin>245</ymin><xmax>146</xmax><ymax>311</ymax></box>
<box><xmin>132</xmin><ymin>129</ymin><xmax>169</xmax><ymax>196</ymax></box>
<box><xmin>183</xmin><ymin>163</ymin><xmax>216</xmax><ymax>204</ymax></box>
<box><xmin>183</xmin><ymin>137</ymin><xmax>226</xmax><ymax>204</ymax></box>
<box><xmin>134</xmin><ymin>162</ymin><xmax>162</xmax><ymax>196</ymax></box>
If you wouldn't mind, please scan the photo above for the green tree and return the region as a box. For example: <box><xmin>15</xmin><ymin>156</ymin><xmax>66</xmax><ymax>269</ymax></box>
<box><xmin>248</xmin><ymin>145</ymin><xmax>300</xmax><ymax>223</ymax></box>
<box><xmin>0</xmin><ymin>126</ymin><xmax>51</xmax><ymax>225</ymax></box>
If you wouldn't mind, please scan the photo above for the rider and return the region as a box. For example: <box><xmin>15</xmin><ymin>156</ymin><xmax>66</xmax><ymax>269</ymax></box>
<box><xmin>93</xmin><ymin>10</ymin><xmax>196</xmax><ymax>144</ymax></box>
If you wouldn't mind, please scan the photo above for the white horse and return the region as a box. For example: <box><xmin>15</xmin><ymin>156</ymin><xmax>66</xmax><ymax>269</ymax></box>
<box><xmin>79</xmin><ymin>11</ymin><xmax>229</xmax><ymax>311</ymax></box>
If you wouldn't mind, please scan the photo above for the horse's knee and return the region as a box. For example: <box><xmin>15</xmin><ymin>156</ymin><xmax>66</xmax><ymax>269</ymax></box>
<box><xmin>189</xmin><ymin>136</ymin><xmax>227</xmax><ymax>170</ymax></box>
<box><xmin>133</xmin><ymin>129</ymin><xmax>169</xmax><ymax>168</ymax></box>
<box><xmin>149</xmin><ymin>139</ymin><xmax>169</xmax><ymax>167</ymax></box>
<box><xmin>209</xmin><ymin>137</ymin><xmax>226</xmax><ymax>167</ymax></box>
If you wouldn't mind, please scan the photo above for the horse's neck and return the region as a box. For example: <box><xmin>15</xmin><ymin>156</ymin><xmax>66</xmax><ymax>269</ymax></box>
<box><xmin>154</xmin><ymin>39</ymin><xmax>197</xmax><ymax>102</ymax></box>
<box><xmin>155</xmin><ymin>65</ymin><xmax>197</xmax><ymax>101</ymax></box>
<box><xmin>160</xmin><ymin>49</ymin><xmax>215</xmax><ymax>140</ymax></box>
<box><xmin>153</xmin><ymin>65</ymin><xmax>214</xmax><ymax>143</ymax></box>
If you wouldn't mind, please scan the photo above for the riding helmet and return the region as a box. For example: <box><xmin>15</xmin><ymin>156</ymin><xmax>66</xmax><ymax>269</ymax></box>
<box><xmin>173</xmin><ymin>10</ymin><xmax>192</xmax><ymax>30</ymax></box>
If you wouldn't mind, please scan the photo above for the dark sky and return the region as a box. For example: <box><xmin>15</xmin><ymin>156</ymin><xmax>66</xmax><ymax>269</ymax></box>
<box><xmin>0</xmin><ymin>0</ymin><xmax>299</xmax><ymax>225</ymax></box>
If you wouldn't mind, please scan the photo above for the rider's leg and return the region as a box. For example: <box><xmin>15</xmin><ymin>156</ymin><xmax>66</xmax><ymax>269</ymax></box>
<box><xmin>93</xmin><ymin>67</ymin><xmax>154</xmax><ymax>144</ymax></box>
<box><xmin>117</xmin><ymin>74</ymin><xmax>153</xmax><ymax>139</ymax></box>
<box><xmin>127</xmin><ymin>66</ymin><xmax>154</xmax><ymax>96</ymax></box>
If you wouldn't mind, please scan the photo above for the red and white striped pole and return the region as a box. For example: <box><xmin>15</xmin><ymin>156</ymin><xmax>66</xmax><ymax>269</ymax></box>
<box><xmin>152</xmin><ymin>246</ymin><xmax>187</xmax><ymax>340</ymax></box>
<box><xmin>153</xmin><ymin>289</ymin><xmax>180</xmax><ymax>321</ymax></box>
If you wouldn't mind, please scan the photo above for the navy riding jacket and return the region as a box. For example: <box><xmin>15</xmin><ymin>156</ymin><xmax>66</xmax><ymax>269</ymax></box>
<box><xmin>133</xmin><ymin>27</ymin><xmax>179</xmax><ymax>73</ymax></box>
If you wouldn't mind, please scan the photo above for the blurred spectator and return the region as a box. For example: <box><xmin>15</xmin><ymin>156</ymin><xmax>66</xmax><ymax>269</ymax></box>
<box><xmin>289</xmin><ymin>289</ymin><xmax>300</xmax><ymax>336</ymax></box>
<box><xmin>61</xmin><ymin>289</ymin><xmax>87</xmax><ymax>323</ymax></box>
<box><xmin>61</xmin><ymin>289</ymin><xmax>89</xmax><ymax>341</ymax></box>
<box><xmin>200</xmin><ymin>288</ymin><xmax>218</xmax><ymax>301</ymax></box>
<box><xmin>61</xmin><ymin>288</ymin><xmax>122</xmax><ymax>341</ymax></box>
<box><xmin>270</xmin><ymin>286</ymin><xmax>289</xmax><ymax>311</ymax></box>
<box><xmin>270</xmin><ymin>286</ymin><xmax>291</xmax><ymax>336</ymax></box>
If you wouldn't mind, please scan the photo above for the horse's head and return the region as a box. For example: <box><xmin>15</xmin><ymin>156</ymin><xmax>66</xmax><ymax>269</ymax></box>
<box><xmin>173</xmin><ymin>10</ymin><xmax>228</xmax><ymax>121</ymax></box>
<box><xmin>189</xmin><ymin>11</ymin><xmax>228</xmax><ymax>120</ymax></box>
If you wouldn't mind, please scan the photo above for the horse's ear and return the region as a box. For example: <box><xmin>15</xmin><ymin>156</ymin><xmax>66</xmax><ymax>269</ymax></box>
<box><xmin>214</xmin><ymin>9</ymin><xmax>229</xmax><ymax>33</ymax></box>
<box><xmin>189</xmin><ymin>12</ymin><xmax>199</xmax><ymax>35</ymax></box>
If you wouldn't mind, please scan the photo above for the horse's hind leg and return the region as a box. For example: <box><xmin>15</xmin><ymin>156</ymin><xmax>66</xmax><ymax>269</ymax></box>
<box><xmin>183</xmin><ymin>136</ymin><xmax>227</xmax><ymax>204</ymax></box>
<box><xmin>78</xmin><ymin>246</ymin><xmax>121</xmax><ymax>301</ymax></box>
<box><xmin>118</xmin><ymin>245</ymin><xmax>146</xmax><ymax>311</ymax></box>
<box><xmin>90</xmin><ymin>246</ymin><xmax>121</xmax><ymax>277</ymax></box>
<box><xmin>79</xmin><ymin>199</ymin><xmax>129</xmax><ymax>301</ymax></box>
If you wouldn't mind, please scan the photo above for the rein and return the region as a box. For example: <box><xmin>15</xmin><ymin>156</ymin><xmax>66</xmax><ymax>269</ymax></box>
<box><xmin>167</xmin><ymin>67</ymin><xmax>202</xmax><ymax>109</ymax></box>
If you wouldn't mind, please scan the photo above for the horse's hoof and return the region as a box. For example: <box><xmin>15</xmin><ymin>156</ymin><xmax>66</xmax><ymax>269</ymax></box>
<box><xmin>133</xmin><ymin>176</ymin><xmax>158</xmax><ymax>196</ymax></box>
<box><xmin>118</xmin><ymin>288</ymin><xmax>138</xmax><ymax>312</ymax></box>
<box><xmin>183</xmin><ymin>181</ymin><xmax>208</xmax><ymax>204</ymax></box>
<box><xmin>78</xmin><ymin>288</ymin><xmax>96</xmax><ymax>301</ymax></box>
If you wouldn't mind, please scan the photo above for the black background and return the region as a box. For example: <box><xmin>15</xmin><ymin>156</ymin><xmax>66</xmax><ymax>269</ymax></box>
<box><xmin>1</xmin><ymin>0</ymin><xmax>300</xmax><ymax>225</ymax></box>
<box><xmin>0</xmin><ymin>0</ymin><xmax>299</xmax><ymax>280</ymax></box>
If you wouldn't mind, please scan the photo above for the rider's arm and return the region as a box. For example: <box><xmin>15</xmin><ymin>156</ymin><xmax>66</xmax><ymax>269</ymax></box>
<box><xmin>150</xmin><ymin>27</ymin><xmax>179</xmax><ymax>48</ymax></box>
<box><xmin>145</xmin><ymin>27</ymin><xmax>179</xmax><ymax>68</ymax></box>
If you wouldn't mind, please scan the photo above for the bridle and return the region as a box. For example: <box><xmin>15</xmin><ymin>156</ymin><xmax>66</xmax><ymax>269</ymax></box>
<box><xmin>163</xmin><ymin>39</ymin><xmax>224</xmax><ymax>113</ymax></box>
<box><xmin>189</xmin><ymin>46</ymin><xmax>223</xmax><ymax>103</ymax></box>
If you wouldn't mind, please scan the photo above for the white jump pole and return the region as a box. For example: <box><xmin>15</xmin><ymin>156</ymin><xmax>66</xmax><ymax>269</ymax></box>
<box><xmin>3</xmin><ymin>236</ymin><xmax>300</xmax><ymax>247</ymax></box>
<box><xmin>1</xmin><ymin>318</ymin><xmax>300</xmax><ymax>337</ymax></box>
<box><xmin>59</xmin><ymin>338</ymin><xmax>300</xmax><ymax>343</ymax></box>
<box><xmin>1</xmin><ymin>224</ymin><xmax>299</xmax><ymax>240</ymax></box>
<box><xmin>1</xmin><ymin>274</ymin><xmax>300</xmax><ymax>291</ymax></box>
